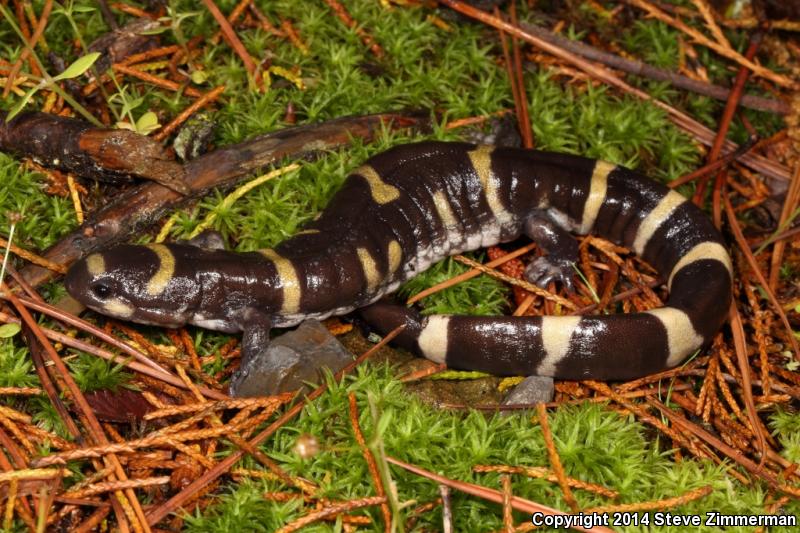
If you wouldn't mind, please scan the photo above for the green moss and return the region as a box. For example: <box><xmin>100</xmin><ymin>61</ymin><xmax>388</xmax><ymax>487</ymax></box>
<box><xmin>184</xmin><ymin>366</ymin><xmax>784</xmax><ymax>532</ymax></box>
<box><xmin>0</xmin><ymin>1</ymin><xmax>792</xmax><ymax>530</ymax></box>
<box><xmin>398</xmin><ymin>255</ymin><xmax>509</xmax><ymax>316</ymax></box>
<box><xmin>770</xmin><ymin>408</ymin><xmax>800</xmax><ymax>464</ymax></box>
<box><xmin>622</xmin><ymin>20</ymin><xmax>681</xmax><ymax>70</ymax></box>
<box><xmin>66</xmin><ymin>351</ymin><xmax>132</xmax><ymax>392</ymax></box>
<box><xmin>0</xmin><ymin>340</ymin><xmax>38</xmax><ymax>389</ymax></box>
<box><xmin>0</xmin><ymin>154</ymin><xmax>77</xmax><ymax>251</ymax></box>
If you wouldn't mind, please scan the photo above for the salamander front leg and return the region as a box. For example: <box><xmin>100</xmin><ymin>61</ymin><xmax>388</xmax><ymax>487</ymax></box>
<box><xmin>229</xmin><ymin>309</ymin><xmax>273</xmax><ymax>395</ymax></box>
<box><xmin>239</xmin><ymin>309</ymin><xmax>273</xmax><ymax>370</ymax></box>
<box><xmin>523</xmin><ymin>212</ymin><xmax>579</xmax><ymax>292</ymax></box>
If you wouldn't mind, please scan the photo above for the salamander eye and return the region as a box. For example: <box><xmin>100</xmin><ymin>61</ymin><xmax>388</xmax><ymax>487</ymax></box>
<box><xmin>91</xmin><ymin>282</ymin><xmax>111</xmax><ymax>300</ymax></box>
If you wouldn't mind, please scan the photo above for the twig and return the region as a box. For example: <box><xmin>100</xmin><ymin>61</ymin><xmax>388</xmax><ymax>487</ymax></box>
<box><xmin>582</xmin><ymin>381</ymin><xmax>709</xmax><ymax>460</ymax></box>
<box><xmin>693</xmin><ymin>33</ymin><xmax>762</xmax><ymax>226</ymax></box>
<box><xmin>3</xmin><ymin>293</ymin><xmax>173</xmax><ymax>377</ymax></box>
<box><xmin>440</xmin><ymin>485</ymin><xmax>453</xmax><ymax>533</ymax></box>
<box><xmin>667</xmin><ymin>139</ymin><xmax>755</xmax><ymax>189</ymax></box>
<box><xmin>509</xmin><ymin>18</ymin><xmax>787</xmax><ymax>114</ymax></box>
<box><xmin>117</xmin><ymin>45</ymin><xmax>182</xmax><ymax>66</ymax></box>
<box><xmin>112</xmin><ymin>64</ymin><xmax>203</xmax><ymax>97</ymax></box>
<box><xmin>647</xmin><ymin>397</ymin><xmax>791</xmax><ymax>491</ymax></box>
<box><xmin>501</xmin><ymin>474</ymin><xmax>513</xmax><ymax>533</ymax></box>
<box><xmin>690</xmin><ymin>0</ymin><xmax>730</xmax><ymax>49</ymax></box>
<box><xmin>0</xmin><ymin>308</ymin><xmax>227</xmax><ymax>400</ymax></box>
<box><xmin>510</xmin><ymin>1</ymin><xmax>533</xmax><ymax>147</ymax></box>
<box><xmin>729</xmin><ymin>302</ymin><xmax>767</xmax><ymax>464</ymax></box>
<box><xmin>437</xmin><ymin>0</ymin><xmax>790</xmax><ymax>183</ymax></box>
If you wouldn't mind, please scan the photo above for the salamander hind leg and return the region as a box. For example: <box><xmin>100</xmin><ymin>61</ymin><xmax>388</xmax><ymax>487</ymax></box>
<box><xmin>522</xmin><ymin>212</ymin><xmax>579</xmax><ymax>292</ymax></box>
<box><xmin>357</xmin><ymin>301</ymin><xmax>424</xmax><ymax>355</ymax></box>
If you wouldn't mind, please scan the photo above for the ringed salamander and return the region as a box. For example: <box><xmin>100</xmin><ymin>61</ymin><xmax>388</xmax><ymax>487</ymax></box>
<box><xmin>66</xmin><ymin>141</ymin><xmax>732</xmax><ymax>381</ymax></box>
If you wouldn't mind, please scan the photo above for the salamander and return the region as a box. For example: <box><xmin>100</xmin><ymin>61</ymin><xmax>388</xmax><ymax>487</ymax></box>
<box><xmin>65</xmin><ymin>141</ymin><xmax>732</xmax><ymax>381</ymax></box>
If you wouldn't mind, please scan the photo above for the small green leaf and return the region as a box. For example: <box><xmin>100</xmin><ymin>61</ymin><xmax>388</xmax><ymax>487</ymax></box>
<box><xmin>72</xmin><ymin>6</ymin><xmax>96</xmax><ymax>12</ymax></box>
<box><xmin>190</xmin><ymin>70</ymin><xmax>208</xmax><ymax>84</ymax></box>
<box><xmin>0</xmin><ymin>323</ymin><xmax>21</xmax><ymax>338</ymax></box>
<box><xmin>119</xmin><ymin>95</ymin><xmax>145</xmax><ymax>117</ymax></box>
<box><xmin>135</xmin><ymin>111</ymin><xmax>160</xmax><ymax>135</ymax></box>
<box><xmin>757</xmin><ymin>285</ymin><xmax>769</xmax><ymax>300</ymax></box>
<box><xmin>53</xmin><ymin>52</ymin><xmax>101</xmax><ymax>81</ymax></box>
<box><xmin>6</xmin><ymin>86</ymin><xmax>38</xmax><ymax>121</ymax></box>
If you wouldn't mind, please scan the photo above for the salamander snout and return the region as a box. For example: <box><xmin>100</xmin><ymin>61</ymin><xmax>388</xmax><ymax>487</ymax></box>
<box><xmin>65</xmin><ymin>251</ymin><xmax>141</xmax><ymax>320</ymax></box>
<box><xmin>65</xmin><ymin>244</ymin><xmax>201</xmax><ymax>327</ymax></box>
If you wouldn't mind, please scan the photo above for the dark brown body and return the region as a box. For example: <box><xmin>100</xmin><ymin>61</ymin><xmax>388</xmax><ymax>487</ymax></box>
<box><xmin>65</xmin><ymin>142</ymin><xmax>732</xmax><ymax>380</ymax></box>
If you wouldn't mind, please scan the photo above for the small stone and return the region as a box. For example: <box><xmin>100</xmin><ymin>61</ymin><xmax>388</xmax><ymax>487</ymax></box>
<box><xmin>502</xmin><ymin>375</ymin><xmax>555</xmax><ymax>408</ymax></box>
<box><xmin>229</xmin><ymin>320</ymin><xmax>354</xmax><ymax>397</ymax></box>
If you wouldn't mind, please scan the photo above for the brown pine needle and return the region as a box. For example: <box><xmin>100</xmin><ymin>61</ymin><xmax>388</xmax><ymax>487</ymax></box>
<box><xmin>723</xmin><ymin>194</ymin><xmax>800</xmax><ymax>361</ymax></box>
<box><xmin>144</xmin><ymin>324</ymin><xmax>406</xmax><ymax>525</ymax></box>
<box><xmin>587</xmin><ymin>484</ymin><xmax>712</xmax><ymax>514</ymax></box>
<box><xmin>398</xmin><ymin>362</ymin><xmax>447</xmax><ymax>382</ymax></box>
<box><xmin>275</xmin><ymin>496</ymin><xmax>387</xmax><ymax>533</ymax></box>
<box><xmin>454</xmin><ymin>254</ymin><xmax>576</xmax><ymax>310</ymax></box>
<box><xmin>626</xmin><ymin>0</ymin><xmax>795</xmax><ymax>88</ymax></box>
<box><xmin>407</xmin><ymin>242</ymin><xmax>537</xmax><ymax>304</ymax></box>
<box><xmin>647</xmin><ymin>397</ymin><xmax>790</xmax><ymax>491</ymax></box>
<box><xmin>348</xmin><ymin>393</ymin><xmax>392</xmax><ymax>532</ymax></box>
<box><xmin>200</xmin><ymin>0</ymin><xmax>258</xmax><ymax>80</ymax></box>
<box><xmin>0</xmin><ymin>238</ymin><xmax>66</xmax><ymax>274</ymax></box>
<box><xmin>537</xmin><ymin>404</ymin><xmax>579</xmax><ymax>512</ymax></box>
<box><xmin>501</xmin><ymin>474</ymin><xmax>514</xmax><ymax>533</ymax></box>
<box><xmin>768</xmin><ymin>162</ymin><xmax>800</xmax><ymax>290</ymax></box>
<box><xmin>474</xmin><ymin>465</ymin><xmax>619</xmax><ymax>499</ymax></box>
<box><xmin>153</xmin><ymin>85</ymin><xmax>226</xmax><ymax>142</ymax></box>
<box><xmin>322</xmin><ymin>0</ymin><xmax>384</xmax><ymax>58</ymax></box>
<box><xmin>113</xmin><ymin>64</ymin><xmax>203</xmax><ymax>97</ymax></box>
<box><xmin>66</xmin><ymin>174</ymin><xmax>84</xmax><ymax>225</ymax></box>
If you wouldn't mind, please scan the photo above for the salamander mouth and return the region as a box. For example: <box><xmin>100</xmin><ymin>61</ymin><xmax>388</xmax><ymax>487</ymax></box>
<box><xmin>84</xmin><ymin>300</ymin><xmax>188</xmax><ymax>328</ymax></box>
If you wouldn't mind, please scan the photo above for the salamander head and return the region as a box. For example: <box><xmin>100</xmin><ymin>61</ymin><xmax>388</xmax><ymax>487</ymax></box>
<box><xmin>65</xmin><ymin>244</ymin><xmax>202</xmax><ymax>327</ymax></box>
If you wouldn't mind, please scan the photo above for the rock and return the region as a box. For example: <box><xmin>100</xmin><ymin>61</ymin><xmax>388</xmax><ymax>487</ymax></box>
<box><xmin>229</xmin><ymin>320</ymin><xmax>353</xmax><ymax>397</ymax></box>
<box><xmin>502</xmin><ymin>375</ymin><xmax>555</xmax><ymax>408</ymax></box>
